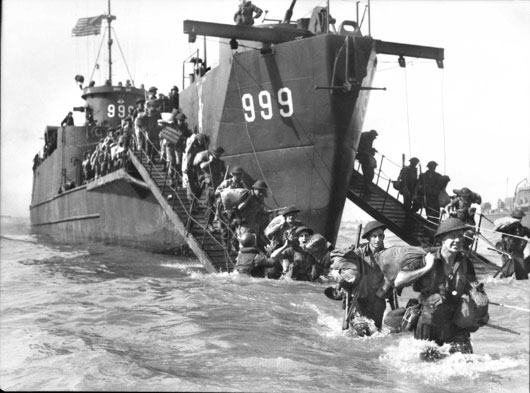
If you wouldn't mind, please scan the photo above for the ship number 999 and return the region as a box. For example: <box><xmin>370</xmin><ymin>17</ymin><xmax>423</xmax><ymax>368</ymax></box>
<box><xmin>241</xmin><ymin>88</ymin><xmax>293</xmax><ymax>122</ymax></box>
<box><xmin>107</xmin><ymin>104</ymin><xmax>134</xmax><ymax>118</ymax></box>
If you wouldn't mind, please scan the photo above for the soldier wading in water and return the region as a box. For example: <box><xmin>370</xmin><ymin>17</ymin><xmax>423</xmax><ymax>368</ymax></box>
<box><xmin>395</xmin><ymin>218</ymin><xmax>489</xmax><ymax>357</ymax></box>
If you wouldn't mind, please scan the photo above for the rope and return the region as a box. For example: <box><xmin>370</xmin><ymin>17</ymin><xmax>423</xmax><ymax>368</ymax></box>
<box><xmin>232</xmin><ymin>56</ymin><xmax>280</xmax><ymax>207</ymax></box>
<box><xmin>111</xmin><ymin>28</ymin><xmax>135</xmax><ymax>86</ymax></box>
<box><xmin>402</xmin><ymin>65</ymin><xmax>412</xmax><ymax>157</ymax></box>
<box><xmin>440</xmin><ymin>68</ymin><xmax>447</xmax><ymax>174</ymax></box>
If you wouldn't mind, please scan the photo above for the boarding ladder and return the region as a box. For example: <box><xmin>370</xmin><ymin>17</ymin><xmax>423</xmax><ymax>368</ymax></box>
<box><xmin>128</xmin><ymin>142</ymin><xmax>237</xmax><ymax>273</ymax></box>
<box><xmin>348</xmin><ymin>153</ymin><xmax>500</xmax><ymax>275</ymax></box>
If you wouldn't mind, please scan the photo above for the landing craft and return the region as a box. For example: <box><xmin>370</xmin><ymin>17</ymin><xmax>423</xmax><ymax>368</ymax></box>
<box><xmin>30</xmin><ymin>0</ymin><xmax>450</xmax><ymax>272</ymax></box>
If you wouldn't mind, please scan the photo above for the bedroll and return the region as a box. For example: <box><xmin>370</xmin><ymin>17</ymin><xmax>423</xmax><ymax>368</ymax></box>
<box><xmin>376</xmin><ymin>246</ymin><xmax>427</xmax><ymax>286</ymax></box>
<box><xmin>220</xmin><ymin>188</ymin><xmax>250</xmax><ymax>212</ymax></box>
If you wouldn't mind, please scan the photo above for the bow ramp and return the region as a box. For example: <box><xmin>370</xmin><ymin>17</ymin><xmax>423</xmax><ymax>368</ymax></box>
<box><xmin>347</xmin><ymin>168</ymin><xmax>500</xmax><ymax>275</ymax></box>
<box><xmin>129</xmin><ymin>150</ymin><xmax>236</xmax><ymax>273</ymax></box>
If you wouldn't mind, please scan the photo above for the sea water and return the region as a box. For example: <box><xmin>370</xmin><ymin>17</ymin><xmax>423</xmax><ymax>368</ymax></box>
<box><xmin>1</xmin><ymin>216</ymin><xmax>528</xmax><ymax>392</ymax></box>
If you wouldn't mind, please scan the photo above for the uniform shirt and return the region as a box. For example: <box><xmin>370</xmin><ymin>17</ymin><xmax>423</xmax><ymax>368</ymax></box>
<box><xmin>412</xmin><ymin>247</ymin><xmax>476</xmax><ymax>304</ymax></box>
<box><xmin>501</xmin><ymin>222</ymin><xmax>530</xmax><ymax>254</ymax></box>
<box><xmin>198</xmin><ymin>155</ymin><xmax>226</xmax><ymax>190</ymax></box>
<box><xmin>352</xmin><ymin>243</ymin><xmax>386</xmax><ymax>298</ymax></box>
<box><xmin>399</xmin><ymin>165</ymin><xmax>418</xmax><ymax>193</ymax></box>
<box><xmin>418</xmin><ymin>169</ymin><xmax>443</xmax><ymax>196</ymax></box>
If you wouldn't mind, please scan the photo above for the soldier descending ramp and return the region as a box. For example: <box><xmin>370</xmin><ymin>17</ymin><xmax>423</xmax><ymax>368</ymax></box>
<box><xmin>347</xmin><ymin>167</ymin><xmax>501</xmax><ymax>275</ymax></box>
<box><xmin>128</xmin><ymin>148</ymin><xmax>237</xmax><ymax>273</ymax></box>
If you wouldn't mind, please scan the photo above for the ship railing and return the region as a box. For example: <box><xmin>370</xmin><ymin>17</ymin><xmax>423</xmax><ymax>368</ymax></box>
<box><xmin>355</xmin><ymin>152</ymin><xmax>443</xmax><ymax>224</ymax></box>
<box><xmin>133</xmin><ymin>138</ymin><xmax>236</xmax><ymax>271</ymax></box>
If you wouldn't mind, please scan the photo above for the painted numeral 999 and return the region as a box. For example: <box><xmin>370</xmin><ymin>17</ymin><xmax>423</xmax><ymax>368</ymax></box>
<box><xmin>242</xmin><ymin>87</ymin><xmax>293</xmax><ymax>122</ymax></box>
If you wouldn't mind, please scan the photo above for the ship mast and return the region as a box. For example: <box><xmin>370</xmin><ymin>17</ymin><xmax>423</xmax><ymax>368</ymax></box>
<box><xmin>105</xmin><ymin>0</ymin><xmax>116</xmax><ymax>85</ymax></box>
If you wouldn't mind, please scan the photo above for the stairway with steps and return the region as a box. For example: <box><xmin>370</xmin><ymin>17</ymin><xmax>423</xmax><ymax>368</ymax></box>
<box><xmin>348</xmin><ymin>169</ymin><xmax>438</xmax><ymax>246</ymax></box>
<box><xmin>129</xmin><ymin>150</ymin><xmax>237</xmax><ymax>273</ymax></box>
<box><xmin>348</xmin><ymin>168</ymin><xmax>501</xmax><ymax>274</ymax></box>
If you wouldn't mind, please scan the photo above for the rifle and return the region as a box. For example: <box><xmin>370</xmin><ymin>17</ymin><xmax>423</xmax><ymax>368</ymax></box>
<box><xmin>485</xmin><ymin>323</ymin><xmax>521</xmax><ymax>335</ymax></box>
<box><xmin>342</xmin><ymin>290</ymin><xmax>351</xmax><ymax>330</ymax></box>
<box><xmin>342</xmin><ymin>223</ymin><xmax>363</xmax><ymax>330</ymax></box>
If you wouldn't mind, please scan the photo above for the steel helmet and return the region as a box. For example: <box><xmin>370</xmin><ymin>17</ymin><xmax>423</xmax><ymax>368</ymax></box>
<box><xmin>239</xmin><ymin>232</ymin><xmax>256</xmax><ymax>247</ymax></box>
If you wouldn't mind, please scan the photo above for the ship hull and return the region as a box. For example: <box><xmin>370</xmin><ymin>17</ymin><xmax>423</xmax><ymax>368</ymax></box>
<box><xmin>30</xmin><ymin>169</ymin><xmax>184</xmax><ymax>251</ymax></box>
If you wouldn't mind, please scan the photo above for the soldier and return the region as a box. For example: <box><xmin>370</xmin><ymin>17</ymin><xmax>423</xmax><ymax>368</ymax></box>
<box><xmin>144</xmin><ymin>101</ymin><xmax>162</xmax><ymax>162</ymax></box>
<box><xmin>147</xmin><ymin>86</ymin><xmax>158</xmax><ymax>100</ymax></box>
<box><xmin>235</xmin><ymin>232</ymin><xmax>282</xmax><ymax>278</ymax></box>
<box><xmin>198</xmin><ymin>146</ymin><xmax>227</xmax><ymax>232</ymax></box>
<box><xmin>273</xmin><ymin>226</ymin><xmax>317</xmax><ymax>281</ymax></box>
<box><xmin>237</xmin><ymin>180</ymin><xmax>270</xmax><ymax>251</ymax></box>
<box><xmin>215</xmin><ymin>166</ymin><xmax>249</xmax><ymax>247</ymax></box>
<box><xmin>397</xmin><ymin>157</ymin><xmax>420</xmax><ymax>212</ymax></box>
<box><xmin>234</xmin><ymin>1</ymin><xmax>263</xmax><ymax>26</ymax></box>
<box><xmin>444</xmin><ymin>187</ymin><xmax>481</xmax><ymax>226</ymax></box>
<box><xmin>356</xmin><ymin>130</ymin><xmax>378</xmax><ymax>186</ymax></box>
<box><xmin>264</xmin><ymin>205</ymin><xmax>304</xmax><ymax>254</ymax></box>
<box><xmin>327</xmin><ymin>221</ymin><xmax>393</xmax><ymax>331</ymax></box>
<box><xmin>169</xmin><ymin>86</ymin><xmax>179</xmax><ymax>110</ymax></box>
<box><xmin>496</xmin><ymin>209</ymin><xmax>530</xmax><ymax>279</ymax></box>
<box><xmin>215</xmin><ymin>165</ymin><xmax>249</xmax><ymax>194</ymax></box>
<box><xmin>183</xmin><ymin>132</ymin><xmax>210</xmax><ymax>202</ymax></box>
<box><xmin>417</xmin><ymin>161</ymin><xmax>443</xmax><ymax>222</ymax></box>
<box><xmin>61</xmin><ymin>111</ymin><xmax>74</xmax><ymax>127</ymax></box>
<box><xmin>394</xmin><ymin>218</ymin><xmax>489</xmax><ymax>355</ymax></box>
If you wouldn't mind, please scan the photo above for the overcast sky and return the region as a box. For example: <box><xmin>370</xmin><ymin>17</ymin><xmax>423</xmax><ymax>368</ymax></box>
<box><xmin>1</xmin><ymin>0</ymin><xmax>530</xmax><ymax>218</ymax></box>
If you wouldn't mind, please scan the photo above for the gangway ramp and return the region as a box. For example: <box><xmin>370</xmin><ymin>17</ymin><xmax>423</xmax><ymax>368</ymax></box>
<box><xmin>128</xmin><ymin>150</ymin><xmax>236</xmax><ymax>273</ymax></box>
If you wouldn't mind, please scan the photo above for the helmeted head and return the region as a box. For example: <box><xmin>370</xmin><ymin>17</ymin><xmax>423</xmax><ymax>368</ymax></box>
<box><xmin>511</xmin><ymin>209</ymin><xmax>526</xmax><ymax>219</ymax></box>
<box><xmin>453</xmin><ymin>187</ymin><xmax>473</xmax><ymax>200</ymax></box>
<box><xmin>362</xmin><ymin>221</ymin><xmax>386</xmax><ymax>252</ymax></box>
<box><xmin>409</xmin><ymin>157</ymin><xmax>419</xmax><ymax>165</ymax></box>
<box><xmin>362</xmin><ymin>221</ymin><xmax>387</xmax><ymax>240</ymax></box>
<box><xmin>230</xmin><ymin>165</ymin><xmax>243</xmax><ymax>176</ymax></box>
<box><xmin>427</xmin><ymin>161</ymin><xmax>438</xmax><ymax>169</ymax></box>
<box><xmin>434</xmin><ymin>218</ymin><xmax>468</xmax><ymax>253</ymax></box>
<box><xmin>295</xmin><ymin>225</ymin><xmax>313</xmax><ymax>245</ymax></box>
<box><xmin>282</xmin><ymin>205</ymin><xmax>300</xmax><ymax>224</ymax></box>
<box><xmin>238</xmin><ymin>232</ymin><xmax>256</xmax><ymax>248</ymax></box>
<box><xmin>175</xmin><ymin>113</ymin><xmax>187</xmax><ymax>122</ymax></box>
<box><xmin>136</xmin><ymin>97</ymin><xmax>145</xmax><ymax>106</ymax></box>
<box><xmin>148</xmin><ymin>86</ymin><xmax>158</xmax><ymax>93</ymax></box>
<box><xmin>171</xmin><ymin>86</ymin><xmax>179</xmax><ymax>93</ymax></box>
<box><xmin>211</xmin><ymin>146</ymin><xmax>225</xmax><ymax>157</ymax></box>
<box><xmin>368</xmin><ymin>129</ymin><xmax>378</xmax><ymax>138</ymax></box>
<box><xmin>252</xmin><ymin>180</ymin><xmax>267</xmax><ymax>190</ymax></box>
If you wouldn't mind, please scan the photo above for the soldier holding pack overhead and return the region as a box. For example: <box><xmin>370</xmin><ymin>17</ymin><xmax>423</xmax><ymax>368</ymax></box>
<box><xmin>394</xmin><ymin>218</ymin><xmax>489</xmax><ymax>356</ymax></box>
<box><xmin>264</xmin><ymin>205</ymin><xmax>304</xmax><ymax>254</ymax></box>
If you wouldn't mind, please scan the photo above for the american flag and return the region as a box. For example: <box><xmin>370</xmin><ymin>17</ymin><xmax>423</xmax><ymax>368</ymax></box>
<box><xmin>71</xmin><ymin>15</ymin><xmax>105</xmax><ymax>37</ymax></box>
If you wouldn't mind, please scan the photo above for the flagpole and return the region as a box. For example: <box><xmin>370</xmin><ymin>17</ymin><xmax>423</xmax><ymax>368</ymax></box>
<box><xmin>106</xmin><ymin>0</ymin><xmax>114</xmax><ymax>85</ymax></box>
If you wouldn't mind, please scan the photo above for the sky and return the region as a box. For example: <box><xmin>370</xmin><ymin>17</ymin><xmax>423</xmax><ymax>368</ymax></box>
<box><xmin>1</xmin><ymin>0</ymin><xmax>530</xmax><ymax>218</ymax></box>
